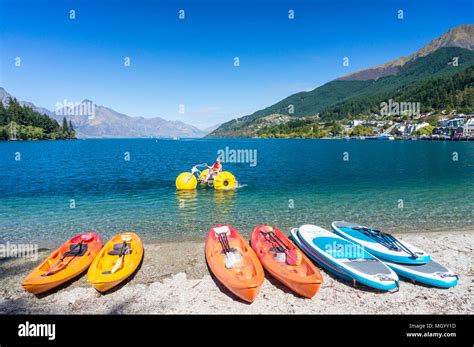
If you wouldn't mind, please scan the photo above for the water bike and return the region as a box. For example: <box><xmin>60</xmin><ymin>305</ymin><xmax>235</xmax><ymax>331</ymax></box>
<box><xmin>175</xmin><ymin>163</ymin><xmax>237</xmax><ymax>190</ymax></box>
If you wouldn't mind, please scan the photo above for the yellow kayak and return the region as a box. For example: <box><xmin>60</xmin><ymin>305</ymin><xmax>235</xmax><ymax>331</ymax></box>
<box><xmin>87</xmin><ymin>232</ymin><xmax>144</xmax><ymax>292</ymax></box>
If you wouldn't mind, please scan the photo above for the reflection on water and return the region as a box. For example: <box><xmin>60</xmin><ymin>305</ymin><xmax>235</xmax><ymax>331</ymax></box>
<box><xmin>213</xmin><ymin>190</ymin><xmax>236</xmax><ymax>215</ymax></box>
<box><xmin>175</xmin><ymin>188</ymin><xmax>237</xmax><ymax>217</ymax></box>
<box><xmin>172</xmin><ymin>188</ymin><xmax>237</xmax><ymax>238</ymax></box>
<box><xmin>175</xmin><ymin>190</ymin><xmax>199</xmax><ymax>211</ymax></box>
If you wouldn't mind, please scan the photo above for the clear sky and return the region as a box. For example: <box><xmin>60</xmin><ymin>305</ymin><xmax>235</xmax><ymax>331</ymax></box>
<box><xmin>1</xmin><ymin>0</ymin><xmax>472</xmax><ymax>128</ymax></box>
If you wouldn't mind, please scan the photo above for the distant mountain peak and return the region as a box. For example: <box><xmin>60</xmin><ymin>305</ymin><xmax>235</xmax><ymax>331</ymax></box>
<box><xmin>208</xmin><ymin>25</ymin><xmax>474</xmax><ymax>138</ymax></box>
<box><xmin>0</xmin><ymin>87</ymin><xmax>207</xmax><ymax>138</ymax></box>
<box><xmin>338</xmin><ymin>24</ymin><xmax>474</xmax><ymax>81</ymax></box>
<box><xmin>424</xmin><ymin>24</ymin><xmax>474</xmax><ymax>51</ymax></box>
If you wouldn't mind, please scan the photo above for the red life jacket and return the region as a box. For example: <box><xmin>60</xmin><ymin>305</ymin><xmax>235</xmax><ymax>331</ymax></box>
<box><xmin>212</xmin><ymin>162</ymin><xmax>222</xmax><ymax>171</ymax></box>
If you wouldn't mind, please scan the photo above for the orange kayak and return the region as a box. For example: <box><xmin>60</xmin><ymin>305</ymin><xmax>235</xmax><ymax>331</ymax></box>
<box><xmin>250</xmin><ymin>225</ymin><xmax>323</xmax><ymax>298</ymax></box>
<box><xmin>88</xmin><ymin>232</ymin><xmax>144</xmax><ymax>292</ymax></box>
<box><xmin>205</xmin><ymin>224</ymin><xmax>264</xmax><ymax>303</ymax></box>
<box><xmin>22</xmin><ymin>232</ymin><xmax>102</xmax><ymax>294</ymax></box>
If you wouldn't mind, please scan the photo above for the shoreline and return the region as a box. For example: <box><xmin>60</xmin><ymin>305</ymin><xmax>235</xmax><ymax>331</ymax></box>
<box><xmin>3</xmin><ymin>136</ymin><xmax>474</xmax><ymax>142</ymax></box>
<box><xmin>3</xmin><ymin>227</ymin><xmax>474</xmax><ymax>250</ymax></box>
<box><xmin>0</xmin><ymin>229</ymin><xmax>472</xmax><ymax>314</ymax></box>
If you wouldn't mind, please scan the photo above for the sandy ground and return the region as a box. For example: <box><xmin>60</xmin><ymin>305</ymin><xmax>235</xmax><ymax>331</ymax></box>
<box><xmin>0</xmin><ymin>230</ymin><xmax>473</xmax><ymax>314</ymax></box>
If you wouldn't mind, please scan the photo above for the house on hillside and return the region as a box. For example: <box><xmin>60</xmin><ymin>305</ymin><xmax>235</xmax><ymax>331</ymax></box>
<box><xmin>406</xmin><ymin>122</ymin><xmax>430</xmax><ymax>135</ymax></box>
<box><xmin>348</xmin><ymin>120</ymin><xmax>363</xmax><ymax>127</ymax></box>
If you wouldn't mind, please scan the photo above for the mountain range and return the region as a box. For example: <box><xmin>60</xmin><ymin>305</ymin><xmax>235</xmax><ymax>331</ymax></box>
<box><xmin>2</xmin><ymin>24</ymin><xmax>473</xmax><ymax>139</ymax></box>
<box><xmin>0</xmin><ymin>88</ymin><xmax>207</xmax><ymax>138</ymax></box>
<box><xmin>208</xmin><ymin>24</ymin><xmax>474</xmax><ymax>138</ymax></box>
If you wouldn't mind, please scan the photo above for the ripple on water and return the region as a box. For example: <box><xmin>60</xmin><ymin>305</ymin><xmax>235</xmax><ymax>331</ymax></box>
<box><xmin>0</xmin><ymin>139</ymin><xmax>472</xmax><ymax>244</ymax></box>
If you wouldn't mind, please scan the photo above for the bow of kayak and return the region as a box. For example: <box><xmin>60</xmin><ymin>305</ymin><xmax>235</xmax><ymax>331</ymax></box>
<box><xmin>251</xmin><ymin>225</ymin><xmax>323</xmax><ymax>298</ymax></box>
<box><xmin>88</xmin><ymin>232</ymin><xmax>144</xmax><ymax>292</ymax></box>
<box><xmin>22</xmin><ymin>232</ymin><xmax>102</xmax><ymax>295</ymax></box>
<box><xmin>205</xmin><ymin>224</ymin><xmax>264</xmax><ymax>303</ymax></box>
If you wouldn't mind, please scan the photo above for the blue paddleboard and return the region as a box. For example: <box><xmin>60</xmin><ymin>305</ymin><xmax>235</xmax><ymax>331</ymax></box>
<box><xmin>331</xmin><ymin>221</ymin><xmax>430</xmax><ymax>264</ymax></box>
<box><xmin>384</xmin><ymin>260</ymin><xmax>458</xmax><ymax>288</ymax></box>
<box><xmin>292</xmin><ymin>225</ymin><xmax>399</xmax><ymax>291</ymax></box>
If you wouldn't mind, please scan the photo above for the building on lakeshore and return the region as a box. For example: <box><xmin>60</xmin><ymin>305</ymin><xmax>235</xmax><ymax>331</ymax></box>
<box><xmin>463</xmin><ymin>118</ymin><xmax>474</xmax><ymax>137</ymax></box>
<box><xmin>433</xmin><ymin>118</ymin><xmax>465</xmax><ymax>137</ymax></box>
<box><xmin>396</xmin><ymin>122</ymin><xmax>430</xmax><ymax>136</ymax></box>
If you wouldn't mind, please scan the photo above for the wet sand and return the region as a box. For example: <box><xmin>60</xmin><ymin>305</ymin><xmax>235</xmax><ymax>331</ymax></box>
<box><xmin>0</xmin><ymin>230</ymin><xmax>472</xmax><ymax>314</ymax></box>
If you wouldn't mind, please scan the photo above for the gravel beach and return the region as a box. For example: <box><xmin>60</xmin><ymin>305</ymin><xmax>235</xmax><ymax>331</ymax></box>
<box><xmin>0</xmin><ymin>230</ymin><xmax>472</xmax><ymax>314</ymax></box>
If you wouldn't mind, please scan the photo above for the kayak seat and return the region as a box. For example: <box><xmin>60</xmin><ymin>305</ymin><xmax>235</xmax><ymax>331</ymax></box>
<box><xmin>108</xmin><ymin>243</ymin><xmax>132</xmax><ymax>256</ymax></box>
<box><xmin>63</xmin><ymin>243</ymin><xmax>88</xmax><ymax>257</ymax></box>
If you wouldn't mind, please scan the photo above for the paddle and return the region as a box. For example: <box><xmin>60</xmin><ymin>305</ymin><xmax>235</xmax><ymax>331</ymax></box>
<box><xmin>109</xmin><ymin>234</ymin><xmax>133</xmax><ymax>274</ymax></box>
<box><xmin>215</xmin><ymin>228</ymin><xmax>242</xmax><ymax>269</ymax></box>
<box><xmin>262</xmin><ymin>226</ymin><xmax>298</xmax><ymax>266</ymax></box>
<box><xmin>43</xmin><ymin>241</ymin><xmax>84</xmax><ymax>276</ymax></box>
<box><xmin>383</xmin><ymin>232</ymin><xmax>418</xmax><ymax>258</ymax></box>
<box><xmin>354</xmin><ymin>226</ymin><xmax>418</xmax><ymax>258</ymax></box>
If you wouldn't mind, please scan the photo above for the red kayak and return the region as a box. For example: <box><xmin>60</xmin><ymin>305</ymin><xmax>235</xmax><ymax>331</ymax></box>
<box><xmin>250</xmin><ymin>225</ymin><xmax>323</xmax><ymax>298</ymax></box>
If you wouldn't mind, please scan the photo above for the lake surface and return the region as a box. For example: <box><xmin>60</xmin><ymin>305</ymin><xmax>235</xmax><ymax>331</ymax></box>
<box><xmin>0</xmin><ymin>139</ymin><xmax>473</xmax><ymax>246</ymax></box>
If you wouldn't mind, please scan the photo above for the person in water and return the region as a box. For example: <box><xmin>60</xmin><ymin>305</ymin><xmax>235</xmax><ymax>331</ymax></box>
<box><xmin>204</xmin><ymin>159</ymin><xmax>222</xmax><ymax>183</ymax></box>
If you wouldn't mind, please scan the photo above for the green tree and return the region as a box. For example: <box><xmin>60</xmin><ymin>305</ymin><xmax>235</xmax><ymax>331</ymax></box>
<box><xmin>415</xmin><ymin>125</ymin><xmax>435</xmax><ymax>136</ymax></box>
<box><xmin>7</xmin><ymin>98</ymin><xmax>24</xmax><ymax>124</ymax></box>
<box><xmin>351</xmin><ymin>125</ymin><xmax>373</xmax><ymax>136</ymax></box>
<box><xmin>62</xmin><ymin>117</ymin><xmax>69</xmax><ymax>133</ymax></box>
<box><xmin>0</xmin><ymin>101</ymin><xmax>76</xmax><ymax>141</ymax></box>
<box><xmin>330</xmin><ymin>123</ymin><xmax>343</xmax><ymax>136</ymax></box>
<box><xmin>0</xmin><ymin>102</ymin><xmax>7</xmax><ymax>125</ymax></box>
<box><xmin>68</xmin><ymin>120</ymin><xmax>74</xmax><ymax>134</ymax></box>
<box><xmin>0</xmin><ymin>127</ymin><xmax>9</xmax><ymax>140</ymax></box>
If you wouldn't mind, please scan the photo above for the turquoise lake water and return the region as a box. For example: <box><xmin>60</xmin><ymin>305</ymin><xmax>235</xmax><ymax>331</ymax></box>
<box><xmin>0</xmin><ymin>139</ymin><xmax>473</xmax><ymax>246</ymax></box>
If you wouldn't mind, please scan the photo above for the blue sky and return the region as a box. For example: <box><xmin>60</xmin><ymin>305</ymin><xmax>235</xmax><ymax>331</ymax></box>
<box><xmin>1</xmin><ymin>0</ymin><xmax>472</xmax><ymax>128</ymax></box>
